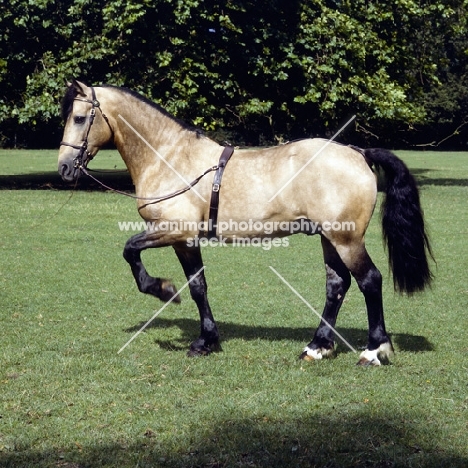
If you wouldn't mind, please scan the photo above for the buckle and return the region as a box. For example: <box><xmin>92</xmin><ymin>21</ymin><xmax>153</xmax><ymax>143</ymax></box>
<box><xmin>73</xmin><ymin>156</ymin><xmax>82</xmax><ymax>168</ymax></box>
<box><xmin>212</xmin><ymin>183</ymin><xmax>220</xmax><ymax>192</ymax></box>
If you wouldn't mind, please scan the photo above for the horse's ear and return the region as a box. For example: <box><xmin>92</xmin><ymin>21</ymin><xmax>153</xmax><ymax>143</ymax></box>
<box><xmin>67</xmin><ymin>78</ymin><xmax>86</xmax><ymax>97</ymax></box>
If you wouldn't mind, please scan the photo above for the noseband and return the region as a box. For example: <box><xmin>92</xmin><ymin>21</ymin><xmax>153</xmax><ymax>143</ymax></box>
<box><xmin>60</xmin><ymin>86</ymin><xmax>102</xmax><ymax>170</ymax></box>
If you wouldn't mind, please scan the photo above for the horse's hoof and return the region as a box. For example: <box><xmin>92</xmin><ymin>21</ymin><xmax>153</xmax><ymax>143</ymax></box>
<box><xmin>160</xmin><ymin>280</ymin><xmax>180</xmax><ymax>303</ymax></box>
<box><xmin>300</xmin><ymin>352</ymin><xmax>314</xmax><ymax>361</ymax></box>
<box><xmin>357</xmin><ymin>342</ymin><xmax>394</xmax><ymax>366</ymax></box>
<box><xmin>300</xmin><ymin>346</ymin><xmax>335</xmax><ymax>361</ymax></box>
<box><xmin>357</xmin><ymin>356</ymin><xmax>381</xmax><ymax>366</ymax></box>
<box><xmin>187</xmin><ymin>346</ymin><xmax>212</xmax><ymax>357</ymax></box>
<box><xmin>299</xmin><ymin>350</ymin><xmax>320</xmax><ymax>361</ymax></box>
<box><xmin>187</xmin><ymin>341</ymin><xmax>221</xmax><ymax>357</ymax></box>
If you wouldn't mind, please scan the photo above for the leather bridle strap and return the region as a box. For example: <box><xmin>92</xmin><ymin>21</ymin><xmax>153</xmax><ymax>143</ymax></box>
<box><xmin>207</xmin><ymin>145</ymin><xmax>234</xmax><ymax>239</ymax></box>
<box><xmin>60</xmin><ymin>86</ymin><xmax>101</xmax><ymax>169</ymax></box>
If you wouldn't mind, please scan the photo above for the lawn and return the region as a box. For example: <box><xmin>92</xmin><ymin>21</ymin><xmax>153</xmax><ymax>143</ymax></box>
<box><xmin>0</xmin><ymin>149</ymin><xmax>467</xmax><ymax>467</ymax></box>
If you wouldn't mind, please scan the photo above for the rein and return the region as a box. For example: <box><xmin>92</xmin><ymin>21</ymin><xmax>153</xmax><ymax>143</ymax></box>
<box><xmin>77</xmin><ymin>164</ymin><xmax>221</xmax><ymax>208</ymax></box>
<box><xmin>77</xmin><ymin>149</ymin><xmax>234</xmax><ymax>227</ymax></box>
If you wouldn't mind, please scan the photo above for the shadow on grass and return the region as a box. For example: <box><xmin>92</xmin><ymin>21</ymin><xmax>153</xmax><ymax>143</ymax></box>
<box><xmin>0</xmin><ymin>171</ymin><xmax>134</xmax><ymax>191</ymax></box>
<box><xmin>375</xmin><ymin>168</ymin><xmax>468</xmax><ymax>190</ymax></box>
<box><xmin>0</xmin><ymin>411</ymin><xmax>465</xmax><ymax>467</ymax></box>
<box><xmin>410</xmin><ymin>168</ymin><xmax>468</xmax><ymax>187</ymax></box>
<box><xmin>1</xmin><ymin>168</ymin><xmax>468</xmax><ymax>191</ymax></box>
<box><xmin>124</xmin><ymin>317</ymin><xmax>434</xmax><ymax>355</ymax></box>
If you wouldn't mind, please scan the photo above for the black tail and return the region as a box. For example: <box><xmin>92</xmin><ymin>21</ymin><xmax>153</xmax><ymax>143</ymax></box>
<box><xmin>364</xmin><ymin>148</ymin><xmax>433</xmax><ymax>294</ymax></box>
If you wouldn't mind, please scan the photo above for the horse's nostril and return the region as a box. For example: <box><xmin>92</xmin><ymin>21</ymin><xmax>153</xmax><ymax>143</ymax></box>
<box><xmin>59</xmin><ymin>163</ymin><xmax>75</xmax><ymax>181</ymax></box>
<box><xmin>60</xmin><ymin>164</ymin><xmax>69</xmax><ymax>177</ymax></box>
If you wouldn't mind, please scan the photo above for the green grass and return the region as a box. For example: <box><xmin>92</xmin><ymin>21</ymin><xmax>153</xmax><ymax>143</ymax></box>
<box><xmin>0</xmin><ymin>149</ymin><xmax>467</xmax><ymax>467</ymax></box>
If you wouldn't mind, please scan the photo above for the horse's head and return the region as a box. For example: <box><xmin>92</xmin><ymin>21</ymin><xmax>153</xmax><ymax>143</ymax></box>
<box><xmin>58</xmin><ymin>79</ymin><xmax>113</xmax><ymax>182</ymax></box>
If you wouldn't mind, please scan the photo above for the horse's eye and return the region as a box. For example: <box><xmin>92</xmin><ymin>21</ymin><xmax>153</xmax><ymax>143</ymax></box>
<box><xmin>74</xmin><ymin>116</ymin><xmax>86</xmax><ymax>125</ymax></box>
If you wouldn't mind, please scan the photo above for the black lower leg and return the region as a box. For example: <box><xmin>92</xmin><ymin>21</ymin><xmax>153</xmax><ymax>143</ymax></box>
<box><xmin>302</xmin><ymin>237</ymin><xmax>351</xmax><ymax>358</ymax></box>
<box><xmin>123</xmin><ymin>232</ymin><xmax>179</xmax><ymax>302</ymax></box>
<box><xmin>353</xmin><ymin>256</ymin><xmax>391</xmax><ymax>351</ymax></box>
<box><xmin>174</xmin><ymin>244</ymin><xmax>220</xmax><ymax>356</ymax></box>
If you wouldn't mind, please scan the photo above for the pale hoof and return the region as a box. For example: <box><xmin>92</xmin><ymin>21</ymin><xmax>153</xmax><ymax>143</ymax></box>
<box><xmin>357</xmin><ymin>341</ymin><xmax>394</xmax><ymax>366</ymax></box>
<box><xmin>299</xmin><ymin>346</ymin><xmax>335</xmax><ymax>361</ymax></box>
<box><xmin>357</xmin><ymin>352</ymin><xmax>382</xmax><ymax>366</ymax></box>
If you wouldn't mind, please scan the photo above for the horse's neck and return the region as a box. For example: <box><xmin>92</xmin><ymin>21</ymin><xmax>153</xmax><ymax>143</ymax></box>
<box><xmin>110</xmin><ymin>93</ymin><xmax>219</xmax><ymax>187</ymax></box>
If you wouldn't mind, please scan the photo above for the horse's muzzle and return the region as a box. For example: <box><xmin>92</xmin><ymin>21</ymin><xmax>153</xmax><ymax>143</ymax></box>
<box><xmin>59</xmin><ymin>161</ymin><xmax>80</xmax><ymax>182</ymax></box>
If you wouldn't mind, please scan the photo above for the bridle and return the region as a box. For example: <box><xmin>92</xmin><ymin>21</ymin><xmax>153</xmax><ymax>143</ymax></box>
<box><xmin>60</xmin><ymin>86</ymin><xmax>105</xmax><ymax>170</ymax></box>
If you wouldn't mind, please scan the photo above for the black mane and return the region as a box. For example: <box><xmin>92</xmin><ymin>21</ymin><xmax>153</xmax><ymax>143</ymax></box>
<box><xmin>61</xmin><ymin>85</ymin><xmax>79</xmax><ymax>122</ymax></box>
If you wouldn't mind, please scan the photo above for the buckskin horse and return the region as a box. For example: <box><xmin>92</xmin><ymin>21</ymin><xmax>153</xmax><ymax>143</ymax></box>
<box><xmin>58</xmin><ymin>79</ymin><xmax>433</xmax><ymax>365</ymax></box>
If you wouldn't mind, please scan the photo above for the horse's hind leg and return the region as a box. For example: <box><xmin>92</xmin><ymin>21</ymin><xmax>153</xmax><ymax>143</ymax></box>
<box><xmin>338</xmin><ymin>243</ymin><xmax>394</xmax><ymax>366</ymax></box>
<box><xmin>123</xmin><ymin>231</ymin><xmax>180</xmax><ymax>303</ymax></box>
<box><xmin>173</xmin><ymin>243</ymin><xmax>220</xmax><ymax>356</ymax></box>
<box><xmin>301</xmin><ymin>236</ymin><xmax>351</xmax><ymax>361</ymax></box>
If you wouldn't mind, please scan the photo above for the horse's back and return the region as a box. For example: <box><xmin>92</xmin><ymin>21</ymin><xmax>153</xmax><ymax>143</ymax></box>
<box><xmin>235</xmin><ymin>138</ymin><xmax>374</xmax><ymax>190</ymax></box>
<box><xmin>223</xmin><ymin>139</ymin><xmax>377</xmax><ymax>236</ymax></box>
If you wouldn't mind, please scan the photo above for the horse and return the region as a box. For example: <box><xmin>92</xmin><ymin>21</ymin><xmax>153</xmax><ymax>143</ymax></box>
<box><xmin>58</xmin><ymin>79</ymin><xmax>433</xmax><ymax>365</ymax></box>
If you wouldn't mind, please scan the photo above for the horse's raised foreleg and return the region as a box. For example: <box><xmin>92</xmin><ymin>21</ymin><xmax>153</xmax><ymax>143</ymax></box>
<box><xmin>173</xmin><ymin>244</ymin><xmax>220</xmax><ymax>356</ymax></box>
<box><xmin>341</xmin><ymin>245</ymin><xmax>394</xmax><ymax>366</ymax></box>
<box><xmin>123</xmin><ymin>231</ymin><xmax>180</xmax><ymax>303</ymax></box>
<box><xmin>300</xmin><ymin>236</ymin><xmax>351</xmax><ymax>361</ymax></box>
